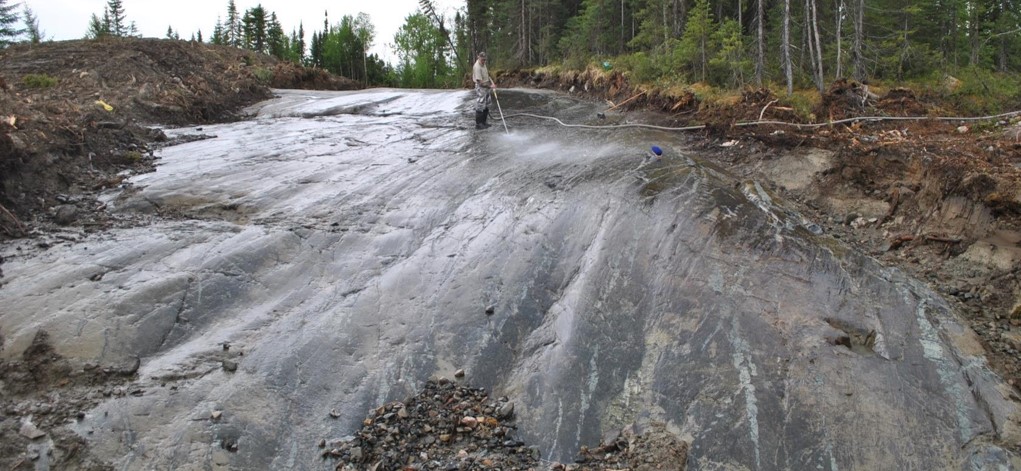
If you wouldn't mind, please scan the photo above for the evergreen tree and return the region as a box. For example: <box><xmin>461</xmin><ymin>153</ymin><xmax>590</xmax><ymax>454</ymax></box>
<box><xmin>630</xmin><ymin>0</ymin><xmax>678</xmax><ymax>52</ymax></box>
<box><xmin>242</xmin><ymin>5</ymin><xmax>267</xmax><ymax>52</ymax></box>
<box><xmin>677</xmin><ymin>0</ymin><xmax>714</xmax><ymax>82</ymax></box>
<box><xmin>196</xmin><ymin>29</ymin><xmax>203</xmax><ymax>43</ymax></box>
<box><xmin>267</xmin><ymin>13</ymin><xmax>287</xmax><ymax>58</ymax></box>
<box><xmin>989</xmin><ymin>0</ymin><xmax>1021</xmax><ymax>72</ymax></box>
<box><xmin>212</xmin><ymin>18</ymin><xmax>225</xmax><ymax>45</ymax></box>
<box><xmin>290</xmin><ymin>22</ymin><xmax>306</xmax><ymax>63</ymax></box>
<box><xmin>226</xmin><ymin>0</ymin><xmax>241</xmax><ymax>46</ymax></box>
<box><xmin>86</xmin><ymin>12</ymin><xmax>110</xmax><ymax>39</ymax></box>
<box><xmin>106</xmin><ymin>0</ymin><xmax>127</xmax><ymax>37</ymax></box>
<box><xmin>559</xmin><ymin>0</ymin><xmax>626</xmax><ymax>67</ymax></box>
<box><xmin>23</xmin><ymin>4</ymin><xmax>44</xmax><ymax>44</ymax></box>
<box><xmin>309</xmin><ymin>30</ymin><xmax>322</xmax><ymax>67</ymax></box>
<box><xmin>0</xmin><ymin>0</ymin><xmax>22</xmax><ymax>47</ymax></box>
<box><xmin>166</xmin><ymin>25</ymin><xmax>179</xmax><ymax>40</ymax></box>
<box><xmin>465</xmin><ymin>0</ymin><xmax>491</xmax><ymax>62</ymax></box>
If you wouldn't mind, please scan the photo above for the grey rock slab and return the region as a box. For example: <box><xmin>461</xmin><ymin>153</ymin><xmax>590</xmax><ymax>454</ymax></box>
<box><xmin>2</xmin><ymin>89</ymin><xmax>1019</xmax><ymax>470</ymax></box>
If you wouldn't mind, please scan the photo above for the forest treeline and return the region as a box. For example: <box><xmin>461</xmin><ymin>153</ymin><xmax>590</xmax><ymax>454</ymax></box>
<box><xmin>3</xmin><ymin>0</ymin><xmax>1020</xmax><ymax>103</ymax></box>
<box><xmin>474</xmin><ymin>0</ymin><xmax>1020</xmax><ymax>91</ymax></box>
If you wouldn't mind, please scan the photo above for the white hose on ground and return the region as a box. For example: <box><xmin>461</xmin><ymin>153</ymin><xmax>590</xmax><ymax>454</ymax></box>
<box><xmin>498</xmin><ymin>110</ymin><xmax>1021</xmax><ymax>132</ymax></box>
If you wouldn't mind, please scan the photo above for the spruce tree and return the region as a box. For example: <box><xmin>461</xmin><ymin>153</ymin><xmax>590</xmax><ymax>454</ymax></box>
<box><xmin>0</xmin><ymin>0</ymin><xmax>22</xmax><ymax>48</ymax></box>
<box><xmin>23</xmin><ymin>4</ymin><xmax>44</xmax><ymax>44</ymax></box>
<box><xmin>226</xmin><ymin>0</ymin><xmax>241</xmax><ymax>47</ymax></box>
<box><xmin>267</xmin><ymin>13</ymin><xmax>286</xmax><ymax>58</ymax></box>
<box><xmin>292</xmin><ymin>22</ymin><xmax>306</xmax><ymax>62</ymax></box>
<box><xmin>309</xmin><ymin>30</ymin><xmax>322</xmax><ymax>67</ymax></box>
<box><xmin>241</xmin><ymin>6</ymin><xmax>267</xmax><ymax>52</ymax></box>
<box><xmin>678</xmin><ymin>0</ymin><xmax>714</xmax><ymax>82</ymax></box>
<box><xmin>212</xmin><ymin>18</ymin><xmax>225</xmax><ymax>45</ymax></box>
<box><xmin>86</xmin><ymin>12</ymin><xmax>110</xmax><ymax>39</ymax></box>
<box><xmin>106</xmin><ymin>0</ymin><xmax>127</xmax><ymax>37</ymax></box>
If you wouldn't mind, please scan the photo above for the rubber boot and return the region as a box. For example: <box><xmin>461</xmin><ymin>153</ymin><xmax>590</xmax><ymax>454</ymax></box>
<box><xmin>482</xmin><ymin>108</ymin><xmax>491</xmax><ymax>128</ymax></box>
<box><xmin>475</xmin><ymin>109</ymin><xmax>486</xmax><ymax>129</ymax></box>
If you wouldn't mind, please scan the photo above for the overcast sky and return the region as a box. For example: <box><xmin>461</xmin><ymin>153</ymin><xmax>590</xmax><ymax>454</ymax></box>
<box><xmin>25</xmin><ymin>0</ymin><xmax>464</xmax><ymax>61</ymax></box>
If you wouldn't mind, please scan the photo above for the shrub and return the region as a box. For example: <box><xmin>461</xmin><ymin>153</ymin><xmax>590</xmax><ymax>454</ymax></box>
<box><xmin>615</xmin><ymin>52</ymin><xmax>658</xmax><ymax>84</ymax></box>
<box><xmin>782</xmin><ymin>90</ymin><xmax>821</xmax><ymax>122</ymax></box>
<box><xmin>946</xmin><ymin>67</ymin><xmax>1021</xmax><ymax>115</ymax></box>
<box><xmin>22</xmin><ymin>74</ymin><xmax>58</xmax><ymax>88</ymax></box>
<box><xmin>253</xmin><ymin>67</ymin><xmax>274</xmax><ymax>83</ymax></box>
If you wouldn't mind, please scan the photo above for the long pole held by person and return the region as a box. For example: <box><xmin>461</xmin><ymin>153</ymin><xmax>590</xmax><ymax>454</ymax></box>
<box><xmin>492</xmin><ymin>88</ymin><xmax>509</xmax><ymax>134</ymax></box>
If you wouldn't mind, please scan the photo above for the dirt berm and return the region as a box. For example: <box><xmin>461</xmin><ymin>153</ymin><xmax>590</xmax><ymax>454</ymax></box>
<box><xmin>0</xmin><ymin>37</ymin><xmax>359</xmax><ymax>241</ymax></box>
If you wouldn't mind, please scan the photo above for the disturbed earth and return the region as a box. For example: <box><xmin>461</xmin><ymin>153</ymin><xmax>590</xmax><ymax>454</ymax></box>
<box><xmin>323</xmin><ymin>378</ymin><xmax>687</xmax><ymax>470</ymax></box>
<box><xmin>1</xmin><ymin>39</ymin><xmax>1021</xmax><ymax>470</ymax></box>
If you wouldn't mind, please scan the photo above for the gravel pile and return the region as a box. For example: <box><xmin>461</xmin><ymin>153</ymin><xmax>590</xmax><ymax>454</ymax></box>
<box><xmin>321</xmin><ymin>378</ymin><xmax>688</xmax><ymax>471</ymax></box>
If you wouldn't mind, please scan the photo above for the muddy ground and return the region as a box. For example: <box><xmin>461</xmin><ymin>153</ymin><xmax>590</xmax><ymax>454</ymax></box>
<box><xmin>1</xmin><ymin>39</ymin><xmax>1021</xmax><ymax>469</ymax></box>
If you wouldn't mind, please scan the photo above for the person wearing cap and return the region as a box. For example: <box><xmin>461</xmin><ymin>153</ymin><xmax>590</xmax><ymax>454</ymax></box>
<box><xmin>472</xmin><ymin>52</ymin><xmax>496</xmax><ymax>129</ymax></box>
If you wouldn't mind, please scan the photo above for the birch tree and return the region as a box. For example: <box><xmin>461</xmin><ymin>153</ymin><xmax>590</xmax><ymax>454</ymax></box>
<box><xmin>782</xmin><ymin>0</ymin><xmax>793</xmax><ymax>94</ymax></box>
<box><xmin>851</xmin><ymin>0</ymin><xmax>865</xmax><ymax>81</ymax></box>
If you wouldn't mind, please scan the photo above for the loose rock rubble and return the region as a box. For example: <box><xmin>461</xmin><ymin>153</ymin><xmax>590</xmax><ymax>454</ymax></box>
<box><xmin>321</xmin><ymin>379</ymin><xmax>687</xmax><ymax>471</ymax></box>
<box><xmin>323</xmin><ymin>378</ymin><xmax>540</xmax><ymax>470</ymax></box>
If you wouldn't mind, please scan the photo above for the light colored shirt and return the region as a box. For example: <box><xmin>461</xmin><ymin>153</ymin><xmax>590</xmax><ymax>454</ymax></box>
<box><xmin>473</xmin><ymin>60</ymin><xmax>491</xmax><ymax>87</ymax></box>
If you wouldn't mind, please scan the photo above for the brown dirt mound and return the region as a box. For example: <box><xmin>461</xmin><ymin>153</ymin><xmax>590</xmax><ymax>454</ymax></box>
<box><xmin>495</xmin><ymin>68</ymin><xmax>700</xmax><ymax>117</ymax></box>
<box><xmin>876</xmin><ymin>87</ymin><xmax>930</xmax><ymax>116</ymax></box>
<box><xmin>818</xmin><ymin>78</ymin><xmax>876</xmax><ymax>119</ymax></box>
<box><xmin>270</xmin><ymin>61</ymin><xmax>362</xmax><ymax>90</ymax></box>
<box><xmin>0</xmin><ymin>37</ymin><xmax>361</xmax><ymax>239</ymax></box>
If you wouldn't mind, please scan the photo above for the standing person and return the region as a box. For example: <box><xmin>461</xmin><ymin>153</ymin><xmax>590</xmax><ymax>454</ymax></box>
<box><xmin>472</xmin><ymin>52</ymin><xmax>496</xmax><ymax>129</ymax></box>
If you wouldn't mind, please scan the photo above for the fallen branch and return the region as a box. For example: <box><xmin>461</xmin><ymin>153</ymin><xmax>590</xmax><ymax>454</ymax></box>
<box><xmin>887</xmin><ymin>234</ymin><xmax>915</xmax><ymax>251</ymax></box>
<box><xmin>0</xmin><ymin>202</ymin><xmax>26</xmax><ymax>235</ymax></box>
<box><xmin>924</xmin><ymin>234</ymin><xmax>962</xmax><ymax>244</ymax></box>
<box><xmin>606</xmin><ymin>90</ymin><xmax>647</xmax><ymax>112</ymax></box>
<box><xmin>759</xmin><ymin>99</ymin><xmax>779</xmax><ymax>121</ymax></box>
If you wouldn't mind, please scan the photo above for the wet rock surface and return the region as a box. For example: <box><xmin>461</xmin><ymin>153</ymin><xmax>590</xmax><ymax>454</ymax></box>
<box><xmin>0</xmin><ymin>331</ymin><xmax>134</xmax><ymax>469</ymax></box>
<box><xmin>2</xmin><ymin>87</ymin><xmax>1020</xmax><ymax>470</ymax></box>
